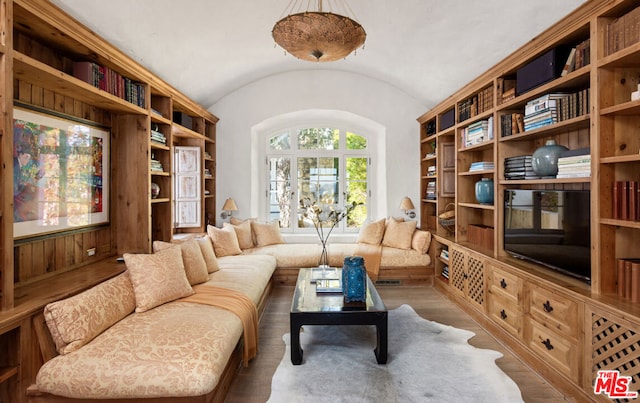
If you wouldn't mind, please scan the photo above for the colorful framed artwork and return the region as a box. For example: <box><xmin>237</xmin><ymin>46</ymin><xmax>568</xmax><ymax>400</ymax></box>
<box><xmin>13</xmin><ymin>107</ymin><xmax>110</xmax><ymax>238</ymax></box>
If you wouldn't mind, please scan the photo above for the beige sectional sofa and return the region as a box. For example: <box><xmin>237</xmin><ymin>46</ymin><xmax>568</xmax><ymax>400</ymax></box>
<box><xmin>29</xmin><ymin>239</ymin><xmax>276</xmax><ymax>403</ymax></box>
<box><xmin>29</xmin><ymin>217</ymin><xmax>432</xmax><ymax>402</ymax></box>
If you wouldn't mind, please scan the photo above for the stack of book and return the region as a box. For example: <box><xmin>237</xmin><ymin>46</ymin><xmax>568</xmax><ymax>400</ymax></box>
<box><xmin>461</xmin><ymin>117</ymin><xmax>493</xmax><ymax>147</ymax></box>
<box><xmin>556</xmin><ymin>148</ymin><xmax>591</xmax><ymax>178</ymax></box>
<box><xmin>613</xmin><ymin>181</ymin><xmax>640</xmax><ymax>221</ymax></box>
<box><xmin>560</xmin><ymin>38</ymin><xmax>591</xmax><ymax>76</ymax></box>
<box><xmin>496</xmin><ymin>78</ymin><xmax>516</xmax><ymax>104</ymax></box>
<box><xmin>556</xmin><ymin>88</ymin><xmax>590</xmax><ymax>121</ymax></box>
<box><xmin>441</xmin><ymin>265</ymin><xmax>449</xmax><ymax>279</ymax></box>
<box><xmin>150</xmin><ymin>158</ymin><xmax>164</xmax><ymax>173</ymax></box>
<box><xmin>150</xmin><ymin>129</ymin><xmax>167</xmax><ymax>145</ymax></box>
<box><xmin>427</xmin><ymin>165</ymin><xmax>436</xmax><ymax>176</ymax></box>
<box><xmin>468</xmin><ymin>161</ymin><xmax>494</xmax><ymax>172</ymax></box>
<box><xmin>524</xmin><ymin>93</ymin><xmax>566</xmax><ymax>131</ymax></box>
<box><xmin>440</xmin><ymin>248</ymin><xmax>449</xmax><ymax>261</ymax></box>
<box><xmin>426</xmin><ymin>181</ymin><xmax>436</xmax><ymax>200</ymax></box>
<box><xmin>504</xmin><ymin>155</ymin><xmax>538</xmax><ymax>180</ymax></box>
<box><xmin>617</xmin><ymin>258</ymin><xmax>640</xmax><ymax>303</ymax></box>
<box><xmin>204</xmin><ymin>168</ymin><xmax>213</xmax><ymax>178</ymax></box>
<box><xmin>500</xmin><ymin>113</ymin><xmax>524</xmax><ymax>137</ymax></box>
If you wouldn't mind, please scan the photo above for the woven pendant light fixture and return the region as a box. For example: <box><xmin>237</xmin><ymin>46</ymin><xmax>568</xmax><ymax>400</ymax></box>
<box><xmin>272</xmin><ymin>0</ymin><xmax>366</xmax><ymax>62</ymax></box>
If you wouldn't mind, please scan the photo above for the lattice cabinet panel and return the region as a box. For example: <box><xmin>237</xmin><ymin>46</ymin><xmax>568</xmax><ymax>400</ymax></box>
<box><xmin>467</xmin><ymin>254</ymin><xmax>485</xmax><ymax>309</ymax></box>
<box><xmin>449</xmin><ymin>247</ymin><xmax>466</xmax><ymax>297</ymax></box>
<box><xmin>589</xmin><ymin>308</ymin><xmax>640</xmax><ymax>402</ymax></box>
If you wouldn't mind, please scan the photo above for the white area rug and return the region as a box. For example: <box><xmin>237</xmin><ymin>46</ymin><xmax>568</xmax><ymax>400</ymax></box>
<box><xmin>268</xmin><ymin>304</ymin><xmax>523</xmax><ymax>403</ymax></box>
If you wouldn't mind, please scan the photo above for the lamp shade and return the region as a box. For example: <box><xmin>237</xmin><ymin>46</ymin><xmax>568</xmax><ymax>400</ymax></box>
<box><xmin>222</xmin><ymin>198</ymin><xmax>238</xmax><ymax>212</ymax></box>
<box><xmin>399</xmin><ymin>197</ymin><xmax>415</xmax><ymax>211</ymax></box>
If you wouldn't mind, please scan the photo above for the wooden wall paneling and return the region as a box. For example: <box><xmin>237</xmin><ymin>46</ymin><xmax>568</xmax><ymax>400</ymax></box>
<box><xmin>112</xmin><ymin>114</ymin><xmax>151</xmax><ymax>254</ymax></box>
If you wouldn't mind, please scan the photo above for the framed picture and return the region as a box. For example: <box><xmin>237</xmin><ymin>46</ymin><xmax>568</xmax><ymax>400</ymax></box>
<box><xmin>13</xmin><ymin>107</ymin><xmax>110</xmax><ymax>238</ymax></box>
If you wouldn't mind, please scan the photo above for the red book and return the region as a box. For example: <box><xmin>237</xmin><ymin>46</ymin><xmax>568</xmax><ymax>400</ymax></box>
<box><xmin>630</xmin><ymin>181</ymin><xmax>638</xmax><ymax>221</ymax></box>
<box><xmin>613</xmin><ymin>181</ymin><xmax>622</xmax><ymax>219</ymax></box>
<box><xmin>621</xmin><ymin>181</ymin><xmax>629</xmax><ymax>220</ymax></box>
<box><xmin>618</xmin><ymin>258</ymin><xmax>626</xmax><ymax>297</ymax></box>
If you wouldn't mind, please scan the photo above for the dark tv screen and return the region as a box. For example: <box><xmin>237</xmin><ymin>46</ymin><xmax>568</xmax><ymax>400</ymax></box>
<box><xmin>503</xmin><ymin>189</ymin><xmax>591</xmax><ymax>283</ymax></box>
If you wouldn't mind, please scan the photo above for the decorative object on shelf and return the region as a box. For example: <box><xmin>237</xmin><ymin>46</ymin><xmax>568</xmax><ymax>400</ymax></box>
<box><xmin>220</xmin><ymin>198</ymin><xmax>238</xmax><ymax>219</ymax></box>
<box><xmin>272</xmin><ymin>0</ymin><xmax>366</xmax><ymax>62</ymax></box>
<box><xmin>400</xmin><ymin>196</ymin><xmax>416</xmax><ymax>219</ymax></box>
<box><xmin>475</xmin><ymin>178</ymin><xmax>494</xmax><ymax>205</ymax></box>
<box><xmin>531</xmin><ymin>140</ymin><xmax>569</xmax><ymax>178</ymax></box>
<box><xmin>150</xmin><ymin>182</ymin><xmax>160</xmax><ymax>199</ymax></box>
<box><xmin>342</xmin><ymin>256</ymin><xmax>367</xmax><ymax>302</ymax></box>
<box><xmin>301</xmin><ymin>197</ymin><xmax>357</xmax><ymax>269</ymax></box>
<box><xmin>438</xmin><ymin>203</ymin><xmax>456</xmax><ymax>235</ymax></box>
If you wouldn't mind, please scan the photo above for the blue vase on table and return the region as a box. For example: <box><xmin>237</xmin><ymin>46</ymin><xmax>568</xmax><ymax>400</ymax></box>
<box><xmin>342</xmin><ymin>256</ymin><xmax>367</xmax><ymax>303</ymax></box>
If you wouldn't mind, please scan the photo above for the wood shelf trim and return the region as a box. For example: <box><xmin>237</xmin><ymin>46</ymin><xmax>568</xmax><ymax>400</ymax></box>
<box><xmin>172</xmin><ymin>124</ymin><xmax>206</xmax><ymax>140</ymax></box>
<box><xmin>151</xmin><ymin>198</ymin><xmax>170</xmax><ymax>204</ymax></box>
<box><xmin>422</xmin><ymin>155</ymin><xmax>437</xmax><ymax>162</ymax></box>
<box><xmin>422</xmin><ymin>134</ymin><xmax>437</xmax><ymax>143</ymax></box>
<box><xmin>458</xmin><ymin>139</ymin><xmax>495</xmax><ymax>152</ymax></box>
<box><xmin>150</xmin><ymin>142</ymin><xmax>170</xmax><ymax>151</ymax></box>
<box><xmin>460</xmin><ymin>169</ymin><xmax>495</xmax><ymax>176</ymax></box>
<box><xmin>151</xmin><ymin>114</ymin><xmax>172</xmax><ymax>125</ymax></box>
<box><xmin>499</xmin><ymin>177</ymin><xmax>591</xmax><ymax>185</ymax></box>
<box><xmin>458</xmin><ymin>202</ymin><xmax>495</xmax><ymax>210</ymax></box>
<box><xmin>457</xmin><ymin>108</ymin><xmax>495</xmax><ymax>127</ymax></box>
<box><xmin>600</xmin><ymin>218</ymin><xmax>640</xmax><ymax>229</ymax></box>
<box><xmin>13</xmin><ymin>52</ymin><xmax>148</xmax><ymax>114</ymax></box>
<box><xmin>598</xmin><ymin>41</ymin><xmax>640</xmax><ymax>68</ymax></box>
<box><xmin>600</xmin><ymin>154</ymin><xmax>640</xmax><ymax>164</ymax></box>
<box><xmin>600</xmin><ymin>99</ymin><xmax>640</xmax><ymax>116</ymax></box>
<box><xmin>499</xmin><ymin>114</ymin><xmax>590</xmax><ymax>142</ymax></box>
<box><xmin>150</xmin><ymin>171</ymin><xmax>170</xmax><ymax>177</ymax></box>
<box><xmin>0</xmin><ymin>366</ymin><xmax>18</xmax><ymax>383</ymax></box>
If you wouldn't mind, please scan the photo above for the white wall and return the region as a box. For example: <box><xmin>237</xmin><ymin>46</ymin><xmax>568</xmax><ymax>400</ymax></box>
<box><xmin>211</xmin><ymin>69</ymin><xmax>425</xmax><ymax>229</ymax></box>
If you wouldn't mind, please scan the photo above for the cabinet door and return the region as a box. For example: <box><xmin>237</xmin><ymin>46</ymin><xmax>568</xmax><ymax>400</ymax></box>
<box><xmin>466</xmin><ymin>252</ymin><xmax>485</xmax><ymax>310</ymax></box>
<box><xmin>449</xmin><ymin>246</ymin><xmax>466</xmax><ymax>297</ymax></box>
<box><xmin>174</xmin><ymin>146</ymin><xmax>202</xmax><ymax>228</ymax></box>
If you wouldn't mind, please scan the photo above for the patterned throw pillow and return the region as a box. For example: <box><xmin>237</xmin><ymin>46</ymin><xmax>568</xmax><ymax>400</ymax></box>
<box><xmin>382</xmin><ymin>219</ymin><xmax>417</xmax><ymax>250</ymax></box>
<box><xmin>43</xmin><ymin>272</ymin><xmax>136</xmax><ymax>355</ymax></box>
<box><xmin>124</xmin><ymin>246</ymin><xmax>194</xmax><ymax>313</ymax></box>
<box><xmin>225</xmin><ymin>220</ymin><xmax>254</xmax><ymax>249</ymax></box>
<box><xmin>251</xmin><ymin>220</ymin><xmax>285</xmax><ymax>247</ymax></box>
<box><xmin>153</xmin><ymin>240</ymin><xmax>209</xmax><ymax>285</ymax></box>
<box><xmin>207</xmin><ymin>224</ymin><xmax>242</xmax><ymax>257</ymax></box>
<box><xmin>356</xmin><ymin>218</ymin><xmax>386</xmax><ymax>245</ymax></box>
<box><xmin>194</xmin><ymin>236</ymin><xmax>220</xmax><ymax>273</ymax></box>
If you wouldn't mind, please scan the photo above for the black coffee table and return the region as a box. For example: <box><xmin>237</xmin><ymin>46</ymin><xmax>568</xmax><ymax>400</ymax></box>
<box><xmin>289</xmin><ymin>267</ymin><xmax>388</xmax><ymax>365</ymax></box>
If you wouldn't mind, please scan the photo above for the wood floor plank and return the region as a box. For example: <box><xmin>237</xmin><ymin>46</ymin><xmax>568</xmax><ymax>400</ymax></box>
<box><xmin>225</xmin><ymin>285</ymin><xmax>574</xmax><ymax>402</ymax></box>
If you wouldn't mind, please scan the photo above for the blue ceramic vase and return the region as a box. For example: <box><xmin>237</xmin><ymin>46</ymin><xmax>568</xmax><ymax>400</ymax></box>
<box><xmin>475</xmin><ymin>178</ymin><xmax>494</xmax><ymax>204</ymax></box>
<box><xmin>531</xmin><ymin>140</ymin><xmax>568</xmax><ymax>178</ymax></box>
<box><xmin>342</xmin><ymin>256</ymin><xmax>367</xmax><ymax>302</ymax></box>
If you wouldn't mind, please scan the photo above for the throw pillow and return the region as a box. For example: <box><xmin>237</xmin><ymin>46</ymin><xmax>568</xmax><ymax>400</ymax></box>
<box><xmin>195</xmin><ymin>236</ymin><xmax>220</xmax><ymax>273</ymax></box>
<box><xmin>411</xmin><ymin>229</ymin><xmax>432</xmax><ymax>254</ymax></box>
<box><xmin>382</xmin><ymin>219</ymin><xmax>417</xmax><ymax>250</ymax></box>
<box><xmin>251</xmin><ymin>220</ymin><xmax>285</xmax><ymax>247</ymax></box>
<box><xmin>356</xmin><ymin>218</ymin><xmax>386</xmax><ymax>245</ymax></box>
<box><xmin>43</xmin><ymin>271</ymin><xmax>136</xmax><ymax>355</ymax></box>
<box><xmin>225</xmin><ymin>220</ymin><xmax>254</xmax><ymax>249</ymax></box>
<box><xmin>124</xmin><ymin>246</ymin><xmax>194</xmax><ymax>313</ymax></box>
<box><xmin>207</xmin><ymin>224</ymin><xmax>242</xmax><ymax>257</ymax></box>
<box><xmin>153</xmin><ymin>240</ymin><xmax>209</xmax><ymax>285</ymax></box>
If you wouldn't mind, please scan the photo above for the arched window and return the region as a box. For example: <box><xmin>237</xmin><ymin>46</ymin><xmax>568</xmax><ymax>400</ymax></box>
<box><xmin>265</xmin><ymin>126</ymin><xmax>370</xmax><ymax>233</ymax></box>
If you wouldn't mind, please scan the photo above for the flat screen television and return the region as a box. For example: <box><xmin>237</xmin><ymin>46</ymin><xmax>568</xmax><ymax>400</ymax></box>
<box><xmin>503</xmin><ymin>189</ymin><xmax>591</xmax><ymax>283</ymax></box>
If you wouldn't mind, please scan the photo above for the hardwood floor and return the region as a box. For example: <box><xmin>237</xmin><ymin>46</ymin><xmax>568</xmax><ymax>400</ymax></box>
<box><xmin>225</xmin><ymin>285</ymin><xmax>574</xmax><ymax>403</ymax></box>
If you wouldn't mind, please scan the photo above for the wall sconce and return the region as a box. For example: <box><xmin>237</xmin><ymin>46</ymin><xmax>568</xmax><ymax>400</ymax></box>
<box><xmin>220</xmin><ymin>198</ymin><xmax>238</xmax><ymax>219</ymax></box>
<box><xmin>399</xmin><ymin>196</ymin><xmax>416</xmax><ymax>219</ymax></box>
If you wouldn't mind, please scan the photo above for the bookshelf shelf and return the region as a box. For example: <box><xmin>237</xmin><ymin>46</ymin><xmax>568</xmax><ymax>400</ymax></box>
<box><xmin>499</xmin><ymin>177</ymin><xmax>591</xmax><ymax>185</ymax></box>
<box><xmin>598</xmin><ymin>41</ymin><xmax>640</xmax><ymax>68</ymax></box>
<box><xmin>458</xmin><ymin>202</ymin><xmax>495</xmax><ymax>210</ymax></box>
<box><xmin>498</xmin><ymin>114</ymin><xmax>590</xmax><ymax>142</ymax></box>
<box><xmin>459</xmin><ymin>169</ymin><xmax>495</xmax><ymax>176</ymax></box>
<box><xmin>600</xmin><ymin>99</ymin><xmax>640</xmax><ymax>116</ymax></box>
<box><xmin>600</xmin><ymin>218</ymin><xmax>640</xmax><ymax>229</ymax></box>
<box><xmin>458</xmin><ymin>140</ymin><xmax>494</xmax><ymax>153</ymax></box>
<box><xmin>600</xmin><ymin>154</ymin><xmax>640</xmax><ymax>164</ymax></box>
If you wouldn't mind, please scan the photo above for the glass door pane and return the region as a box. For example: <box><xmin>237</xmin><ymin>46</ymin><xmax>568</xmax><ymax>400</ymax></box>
<box><xmin>297</xmin><ymin>157</ymin><xmax>339</xmax><ymax>228</ymax></box>
<box><xmin>268</xmin><ymin>156</ymin><xmax>292</xmax><ymax>228</ymax></box>
<box><xmin>346</xmin><ymin>157</ymin><xmax>368</xmax><ymax>228</ymax></box>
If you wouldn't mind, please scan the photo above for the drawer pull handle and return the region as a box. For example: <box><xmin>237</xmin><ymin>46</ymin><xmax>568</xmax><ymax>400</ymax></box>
<box><xmin>543</xmin><ymin>300</ymin><xmax>554</xmax><ymax>313</ymax></box>
<box><xmin>541</xmin><ymin>338</ymin><xmax>554</xmax><ymax>351</ymax></box>
<box><xmin>500</xmin><ymin>279</ymin><xmax>507</xmax><ymax>289</ymax></box>
<box><xmin>500</xmin><ymin>309</ymin><xmax>507</xmax><ymax>320</ymax></box>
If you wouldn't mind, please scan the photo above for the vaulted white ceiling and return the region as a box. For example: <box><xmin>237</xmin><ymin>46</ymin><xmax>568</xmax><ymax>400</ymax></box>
<box><xmin>50</xmin><ymin>0</ymin><xmax>587</xmax><ymax>111</ymax></box>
